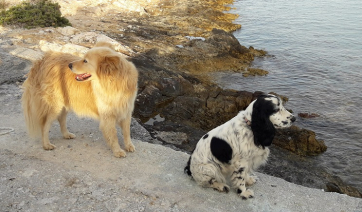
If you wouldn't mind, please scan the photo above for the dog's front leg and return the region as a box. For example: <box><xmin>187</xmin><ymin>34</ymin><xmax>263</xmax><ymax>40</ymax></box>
<box><xmin>231</xmin><ymin>161</ymin><xmax>254</xmax><ymax>200</ymax></box>
<box><xmin>99</xmin><ymin>116</ymin><xmax>126</xmax><ymax>158</ymax></box>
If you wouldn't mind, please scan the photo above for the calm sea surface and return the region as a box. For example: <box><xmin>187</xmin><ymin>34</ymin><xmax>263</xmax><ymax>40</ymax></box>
<box><xmin>213</xmin><ymin>0</ymin><xmax>362</xmax><ymax>190</ymax></box>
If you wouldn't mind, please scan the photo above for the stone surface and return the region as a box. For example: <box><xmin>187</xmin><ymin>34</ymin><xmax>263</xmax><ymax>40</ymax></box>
<box><xmin>0</xmin><ymin>86</ymin><xmax>362</xmax><ymax>211</ymax></box>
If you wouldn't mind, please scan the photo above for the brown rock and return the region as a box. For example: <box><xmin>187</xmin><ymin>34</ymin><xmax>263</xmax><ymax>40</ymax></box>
<box><xmin>274</xmin><ymin>125</ymin><xmax>327</xmax><ymax>156</ymax></box>
<box><xmin>298</xmin><ymin>113</ymin><xmax>320</xmax><ymax>118</ymax></box>
<box><xmin>325</xmin><ymin>175</ymin><xmax>362</xmax><ymax>198</ymax></box>
<box><xmin>243</xmin><ymin>68</ymin><xmax>269</xmax><ymax>77</ymax></box>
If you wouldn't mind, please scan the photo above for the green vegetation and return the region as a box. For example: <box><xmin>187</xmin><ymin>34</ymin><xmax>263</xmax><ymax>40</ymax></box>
<box><xmin>0</xmin><ymin>0</ymin><xmax>71</xmax><ymax>29</ymax></box>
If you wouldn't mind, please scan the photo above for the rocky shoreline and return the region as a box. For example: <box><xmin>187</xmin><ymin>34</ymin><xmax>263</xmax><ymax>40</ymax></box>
<box><xmin>1</xmin><ymin>0</ymin><xmax>360</xmax><ymax>198</ymax></box>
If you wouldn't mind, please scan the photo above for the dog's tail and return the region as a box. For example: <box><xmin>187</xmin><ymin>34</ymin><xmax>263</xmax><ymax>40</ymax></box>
<box><xmin>184</xmin><ymin>155</ymin><xmax>192</xmax><ymax>176</ymax></box>
<box><xmin>22</xmin><ymin>83</ymin><xmax>39</xmax><ymax>138</ymax></box>
<box><xmin>21</xmin><ymin>60</ymin><xmax>47</xmax><ymax>138</ymax></box>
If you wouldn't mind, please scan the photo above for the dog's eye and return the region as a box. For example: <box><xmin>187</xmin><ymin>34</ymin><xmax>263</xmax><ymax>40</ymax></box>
<box><xmin>274</xmin><ymin>109</ymin><xmax>280</xmax><ymax>113</ymax></box>
<box><xmin>83</xmin><ymin>59</ymin><xmax>88</xmax><ymax>63</ymax></box>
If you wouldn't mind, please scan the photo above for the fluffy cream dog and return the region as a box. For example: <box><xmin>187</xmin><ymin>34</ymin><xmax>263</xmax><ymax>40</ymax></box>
<box><xmin>22</xmin><ymin>42</ymin><xmax>138</xmax><ymax>157</ymax></box>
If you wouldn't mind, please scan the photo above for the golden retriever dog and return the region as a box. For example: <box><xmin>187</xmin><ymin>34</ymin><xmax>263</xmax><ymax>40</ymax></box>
<box><xmin>21</xmin><ymin>42</ymin><xmax>138</xmax><ymax>157</ymax></box>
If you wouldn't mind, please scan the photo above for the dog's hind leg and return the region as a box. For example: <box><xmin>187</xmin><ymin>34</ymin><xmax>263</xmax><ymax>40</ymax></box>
<box><xmin>100</xmin><ymin>116</ymin><xmax>126</xmax><ymax>158</ymax></box>
<box><xmin>58</xmin><ymin>108</ymin><xmax>76</xmax><ymax>139</ymax></box>
<box><xmin>41</xmin><ymin>114</ymin><xmax>58</xmax><ymax>150</ymax></box>
<box><xmin>119</xmin><ymin>115</ymin><xmax>135</xmax><ymax>152</ymax></box>
<box><xmin>191</xmin><ymin>163</ymin><xmax>230</xmax><ymax>193</ymax></box>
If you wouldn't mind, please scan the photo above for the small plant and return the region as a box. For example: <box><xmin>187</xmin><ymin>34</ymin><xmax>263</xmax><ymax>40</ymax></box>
<box><xmin>0</xmin><ymin>0</ymin><xmax>71</xmax><ymax>29</ymax></box>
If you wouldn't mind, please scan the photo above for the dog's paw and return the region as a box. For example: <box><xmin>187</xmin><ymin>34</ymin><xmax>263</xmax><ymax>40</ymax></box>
<box><xmin>211</xmin><ymin>182</ymin><xmax>230</xmax><ymax>193</ymax></box>
<box><xmin>43</xmin><ymin>143</ymin><xmax>56</xmax><ymax>150</ymax></box>
<box><xmin>246</xmin><ymin>176</ymin><xmax>257</xmax><ymax>186</ymax></box>
<box><xmin>237</xmin><ymin>189</ymin><xmax>254</xmax><ymax>200</ymax></box>
<box><xmin>113</xmin><ymin>149</ymin><xmax>127</xmax><ymax>158</ymax></box>
<box><xmin>221</xmin><ymin>185</ymin><xmax>230</xmax><ymax>193</ymax></box>
<box><xmin>125</xmin><ymin>143</ymin><xmax>135</xmax><ymax>152</ymax></box>
<box><xmin>63</xmin><ymin>132</ymin><xmax>76</xmax><ymax>139</ymax></box>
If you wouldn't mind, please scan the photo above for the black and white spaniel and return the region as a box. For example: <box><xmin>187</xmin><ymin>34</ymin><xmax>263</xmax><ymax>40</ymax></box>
<box><xmin>184</xmin><ymin>94</ymin><xmax>296</xmax><ymax>199</ymax></box>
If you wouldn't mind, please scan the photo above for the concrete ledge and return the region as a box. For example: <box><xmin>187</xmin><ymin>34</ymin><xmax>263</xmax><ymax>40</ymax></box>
<box><xmin>0</xmin><ymin>89</ymin><xmax>361</xmax><ymax>211</ymax></box>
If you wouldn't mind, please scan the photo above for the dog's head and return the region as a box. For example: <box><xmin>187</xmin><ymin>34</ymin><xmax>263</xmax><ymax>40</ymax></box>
<box><xmin>68</xmin><ymin>42</ymin><xmax>122</xmax><ymax>82</ymax></box>
<box><xmin>249</xmin><ymin>94</ymin><xmax>296</xmax><ymax>148</ymax></box>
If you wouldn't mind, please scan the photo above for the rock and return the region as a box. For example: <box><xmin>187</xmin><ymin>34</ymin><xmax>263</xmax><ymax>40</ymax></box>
<box><xmin>298</xmin><ymin>112</ymin><xmax>320</xmax><ymax>118</ymax></box>
<box><xmin>243</xmin><ymin>68</ymin><xmax>269</xmax><ymax>77</ymax></box>
<box><xmin>136</xmin><ymin>76</ymin><xmax>327</xmax><ymax>157</ymax></box>
<box><xmin>135</xmin><ymin>85</ymin><xmax>165</xmax><ymax>118</ymax></box>
<box><xmin>205</xmin><ymin>28</ymin><xmax>250</xmax><ymax>58</ymax></box>
<box><xmin>68</xmin><ymin>32</ymin><xmax>134</xmax><ymax>56</ymax></box>
<box><xmin>56</xmin><ymin>26</ymin><xmax>79</xmax><ymax>36</ymax></box>
<box><xmin>274</xmin><ymin>125</ymin><xmax>327</xmax><ymax>156</ymax></box>
<box><xmin>9</xmin><ymin>47</ymin><xmax>43</xmax><ymax>62</ymax></box>
<box><xmin>0</xmin><ymin>48</ymin><xmax>31</xmax><ymax>84</ymax></box>
<box><xmin>174</xmin><ymin>29</ymin><xmax>258</xmax><ymax>74</ymax></box>
<box><xmin>96</xmin><ymin>35</ymin><xmax>134</xmax><ymax>56</ymax></box>
<box><xmin>155</xmin><ymin>131</ymin><xmax>188</xmax><ymax>145</ymax></box>
<box><xmin>248</xmin><ymin>46</ymin><xmax>267</xmax><ymax>57</ymax></box>
<box><xmin>39</xmin><ymin>41</ymin><xmax>89</xmax><ymax>57</ymax></box>
<box><xmin>112</xmin><ymin>0</ymin><xmax>146</xmax><ymax>14</ymax></box>
<box><xmin>142</xmin><ymin>120</ymin><xmax>205</xmax><ymax>152</ymax></box>
<box><xmin>70</xmin><ymin>32</ymin><xmax>100</xmax><ymax>44</ymax></box>
<box><xmin>325</xmin><ymin>175</ymin><xmax>362</xmax><ymax>198</ymax></box>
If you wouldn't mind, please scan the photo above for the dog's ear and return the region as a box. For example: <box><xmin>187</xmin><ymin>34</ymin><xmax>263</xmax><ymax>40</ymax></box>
<box><xmin>251</xmin><ymin>97</ymin><xmax>276</xmax><ymax>148</ymax></box>
<box><xmin>94</xmin><ymin>41</ymin><xmax>114</xmax><ymax>50</ymax></box>
<box><xmin>98</xmin><ymin>54</ymin><xmax>121</xmax><ymax>77</ymax></box>
<box><xmin>98</xmin><ymin>54</ymin><xmax>138</xmax><ymax>91</ymax></box>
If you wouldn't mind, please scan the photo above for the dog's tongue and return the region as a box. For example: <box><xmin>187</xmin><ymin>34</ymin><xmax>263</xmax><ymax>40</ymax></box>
<box><xmin>75</xmin><ymin>73</ymin><xmax>91</xmax><ymax>81</ymax></box>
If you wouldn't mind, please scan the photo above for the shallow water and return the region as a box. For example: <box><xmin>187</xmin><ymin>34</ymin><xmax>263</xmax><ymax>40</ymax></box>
<box><xmin>213</xmin><ymin>0</ymin><xmax>362</xmax><ymax>190</ymax></box>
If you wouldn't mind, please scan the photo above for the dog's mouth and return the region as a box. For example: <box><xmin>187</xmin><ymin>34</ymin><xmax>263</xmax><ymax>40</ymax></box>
<box><xmin>75</xmin><ymin>73</ymin><xmax>91</xmax><ymax>81</ymax></box>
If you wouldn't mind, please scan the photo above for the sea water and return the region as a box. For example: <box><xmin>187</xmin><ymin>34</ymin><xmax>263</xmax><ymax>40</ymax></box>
<box><xmin>213</xmin><ymin>0</ymin><xmax>362</xmax><ymax>190</ymax></box>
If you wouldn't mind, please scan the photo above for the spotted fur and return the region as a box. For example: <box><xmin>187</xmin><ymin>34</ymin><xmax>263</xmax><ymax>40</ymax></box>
<box><xmin>184</xmin><ymin>94</ymin><xmax>296</xmax><ymax>199</ymax></box>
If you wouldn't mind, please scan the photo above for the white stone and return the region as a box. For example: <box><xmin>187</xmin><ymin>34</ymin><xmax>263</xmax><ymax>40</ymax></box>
<box><xmin>57</xmin><ymin>26</ymin><xmax>79</xmax><ymax>36</ymax></box>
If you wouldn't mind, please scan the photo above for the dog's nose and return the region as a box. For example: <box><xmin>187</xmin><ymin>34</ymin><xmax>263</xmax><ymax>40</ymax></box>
<box><xmin>68</xmin><ymin>63</ymin><xmax>72</xmax><ymax>69</ymax></box>
<box><xmin>291</xmin><ymin>116</ymin><xmax>296</xmax><ymax>122</ymax></box>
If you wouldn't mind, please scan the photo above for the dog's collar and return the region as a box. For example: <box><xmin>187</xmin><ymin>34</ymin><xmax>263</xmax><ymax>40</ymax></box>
<box><xmin>245</xmin><ymin>117</ymin><xmax>251</xmax><ymax>126</ymax></box>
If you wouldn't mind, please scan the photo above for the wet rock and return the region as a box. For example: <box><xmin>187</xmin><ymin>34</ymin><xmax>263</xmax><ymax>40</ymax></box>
<box><xmin>298</xmin><ymin>112</ymin><xmax>320</xmax><ymax>118</ymax></box>
<box><xmin>274</xmin><ymin>126</ymin><xmax>327</xmax><ymax>156</ymax></box>
<box><xmin>248</xmin><ymin>46</ymin><xmax>267</xmax><ymax>57</ymax></box>
<box><xmin>243</xmin><ymin>68</ymin><xmax>269</xmax><ymax>77</ymax></box>
<box><xmin>325</xmin><ymin>175</ymin><xmax>362</xmax><ymax>198</ymax></box>
<box><xmin>205</xmin><ymin>28</ymin><xmax>250</xmax><ymax>58</ymax></box>
<box><xmin>136</xmin><ymin>78</ymin><xmax>327</xmax><ymax>157</ymax></box>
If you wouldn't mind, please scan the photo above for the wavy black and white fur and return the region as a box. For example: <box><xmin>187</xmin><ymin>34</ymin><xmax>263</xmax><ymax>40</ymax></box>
<box><xmin>184</xmin><ymin>94</ymin><xmax>296</xmax><ymax>199</ymax></box>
